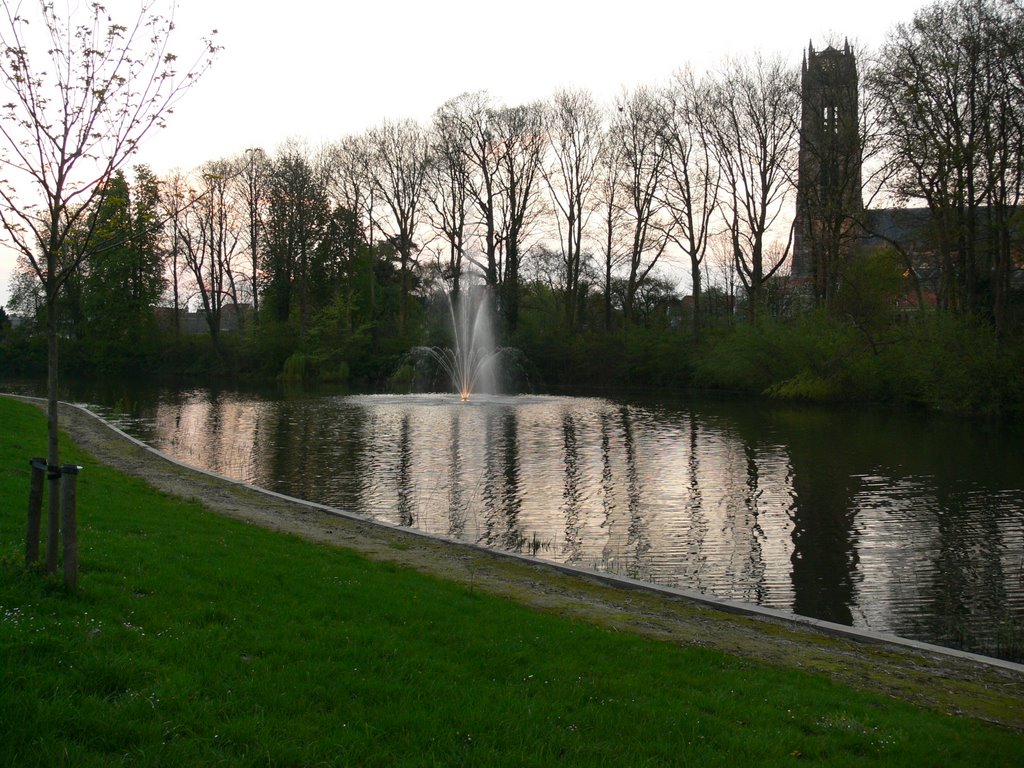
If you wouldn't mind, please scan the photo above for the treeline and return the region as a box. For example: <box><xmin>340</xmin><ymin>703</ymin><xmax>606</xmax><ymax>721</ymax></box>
<box><xmin>2</xmin><ymin>0</ymin><xmax>1023</xmax><ymax>413</ymax></box>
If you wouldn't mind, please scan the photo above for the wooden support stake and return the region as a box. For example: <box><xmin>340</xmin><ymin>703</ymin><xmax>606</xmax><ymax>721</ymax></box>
<box><xmin>45</xmin><ymin>465</ymin><xmax>61</xmax><ymax>575</ymax></box>
<box><xmin>25</xmin><ymin>457</ymin><xmax>46</xmax><ymax>565</ymax></box>
<box><xmin>61</xmin><ymin>465</ymin><xmax>81</xmax><ymax>589</ymax></box>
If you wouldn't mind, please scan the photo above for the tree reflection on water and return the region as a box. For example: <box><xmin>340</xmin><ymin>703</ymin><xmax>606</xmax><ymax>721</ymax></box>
<box><xmin>76</xmin><ymin>384</ymin><xmax>1024</xmax><ymax>662</ymax></box>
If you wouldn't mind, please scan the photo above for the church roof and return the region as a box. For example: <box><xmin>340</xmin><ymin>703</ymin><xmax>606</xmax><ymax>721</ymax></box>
<box><xmin>861</xmin><ymin>208</ymin><xmax>934</xmax><ymax>248</ymax></box>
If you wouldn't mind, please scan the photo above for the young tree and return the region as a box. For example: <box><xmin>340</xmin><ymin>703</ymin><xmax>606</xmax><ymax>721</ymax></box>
<box><xmin>0</xmin><ymin>0</ymin><xmax>215</xmax><ymax>571</ymax></box>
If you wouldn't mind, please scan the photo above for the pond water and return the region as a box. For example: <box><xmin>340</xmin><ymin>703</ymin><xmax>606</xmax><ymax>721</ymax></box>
<box><xmin>24</xmin><ymin>380</ymin><xmax>1024</xmax><ymax>661</ymax></box>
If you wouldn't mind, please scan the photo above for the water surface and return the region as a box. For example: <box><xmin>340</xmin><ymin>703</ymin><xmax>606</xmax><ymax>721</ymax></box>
<box><xmin>36</xmin><ymin>381</ymin><xmax>1024</xmax><ymax>660</ymax></box>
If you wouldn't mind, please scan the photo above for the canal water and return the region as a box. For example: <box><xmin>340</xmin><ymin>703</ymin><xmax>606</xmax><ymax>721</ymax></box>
<box><xmin>25</xmin><ymin>380</ymin><xmax>1024</xmax><ymax>661</ymax></box>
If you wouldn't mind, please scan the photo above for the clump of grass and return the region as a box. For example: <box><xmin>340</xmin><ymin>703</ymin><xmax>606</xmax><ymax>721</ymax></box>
<box><xmin>1</xmin><ymin>397</ymin><xmax>1022</xmax><ymax>766</ymax></box>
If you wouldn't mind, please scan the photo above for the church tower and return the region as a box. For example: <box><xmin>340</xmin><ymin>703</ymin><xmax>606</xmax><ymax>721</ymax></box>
<box><xmin>792</xmin><ymin>41</ymin><xmax>863</xmax><ymax>289</ymax></box>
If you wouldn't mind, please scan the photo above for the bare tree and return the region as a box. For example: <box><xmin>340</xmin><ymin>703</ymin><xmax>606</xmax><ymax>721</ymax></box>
<box><xmin>705</xmin><ymin>55</ymin><xmax>799</xmax><ymax>320</ymax></box>
<box><xmin>594</xmin><ymin>121</ymin><xmax>631</xmax><ymax>330</ymax></box>
<box><xmin>236</xmin><ymin>147</ymin><xmax>267</xmax><ymax>318</ymax></box>
<box><xmin>662</xmin><ymin>69</ymin><xmax>720</xmax><ymax>337</ymax></box>
<box><xmin>871</xmin><ymin>0</ymin><xmax>1024</xmax><ymax>330</ymax></box>
<box><xmin>178</xmin><ymin>159</ymin><xmax>245</xmax><ymax>355</ymax></box>
<box><xmin>324</xmin><ymin>134</ymin><xmax>376</xmax><ymax>318</ymax></box>
<box><xmin>5</xmin><ymin>253</ymin><xmax>44</xmax><ymax>318</ymax></box>
<box><xmin>0</xmin><ymin>0</ymin><xmax>215</xmax><ymax>571</ymax></box>
<box><xmin>159</xmin><ymin>170</ymin><xmax>190</xmax><ymax>336</ymax></box>
<box><xmin>427</xmin><ymin>105</ymin><xmax>477</xmax><ymax>299</ymax></box>
<box><xmin>610</xmin><ymin>86</ymin><xmax>671</xmax><ymax>325</ymax></box>
<box><xmin>435</xmin><ymin>92</ymin><xmax>503</xmax><ymax>287</ymax></box>
<box><xmin>543</xmin><ymin>88</ymin><xmax>603</xmax><ymax>331</ymax></box>
<box><xmin>492</xmin><ymin>102</ymin><xmax>546</xmax><ymax>333</ymax></box>
<box><xmin>365</xmin><ymin>119</ymin><xmax>431</xmax><ymax>336</ymax></box>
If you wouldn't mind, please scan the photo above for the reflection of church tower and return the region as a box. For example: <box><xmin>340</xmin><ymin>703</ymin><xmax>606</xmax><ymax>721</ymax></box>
<box><xmin>793</xmin><ymin>41</ymin><xmax>863</xmax><ymax>292</ymax></box>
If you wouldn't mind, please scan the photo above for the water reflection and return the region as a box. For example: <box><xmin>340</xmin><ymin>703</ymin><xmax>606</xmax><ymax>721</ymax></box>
<box><xmin>59</xmin><ymin>382</ymin><xmax>1024</xmax><ymax>662</ymax></box>
<box><xmin>481</xmin><ymin>410</ymin><xmax>524</xmax><ymax>551</ymax></box>
<box><xmin>446</xmin><ymin>413</ymin><xmax>466</xmax><ymax>538</ymax></box>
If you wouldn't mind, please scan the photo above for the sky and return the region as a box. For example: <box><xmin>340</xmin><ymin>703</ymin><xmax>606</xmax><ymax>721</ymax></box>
<box><xmin>0</xmin><ymin>0</ymin><xmax>929</xmax><ymax>308</ymax></box>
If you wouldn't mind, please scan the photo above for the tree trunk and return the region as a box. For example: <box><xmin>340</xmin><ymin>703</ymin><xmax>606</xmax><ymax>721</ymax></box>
<box><xmin>45</xmin><ymin>290</ymin><xmax>61</xmax><ymax>575</ymax></box>
<box><xmin>691</xmin><ymin>260</ymin><xmax>702</xmax><ymax>339</ymax></box>
<box><xmin>604</xmin><ymin>242</ymin><xmax>613</xmax><ymax>332</ymax></box>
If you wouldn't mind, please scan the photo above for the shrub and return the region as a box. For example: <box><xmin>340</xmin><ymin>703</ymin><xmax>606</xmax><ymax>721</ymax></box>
<box><xmin>281</xmin><ymin>352</ymin><xmax>314</xmax><ymax>382</ymax></box>
<box><xmin>389</xmin><ymin>363</ymin><xmax>416</xmax><ymax>393</ymax></box>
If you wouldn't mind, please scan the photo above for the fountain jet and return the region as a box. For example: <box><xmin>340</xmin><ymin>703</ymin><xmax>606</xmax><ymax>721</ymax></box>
<box><xmin>420</xmin><ymin>287</ymin><xmax>501</xmax><ymax>401</ymax></box>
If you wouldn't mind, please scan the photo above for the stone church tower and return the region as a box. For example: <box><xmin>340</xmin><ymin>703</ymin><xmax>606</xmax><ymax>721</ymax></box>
<box><xmin>792</xmin><ymin>41</ymin><xmax>864</xmax><ymax>292</ymax></box>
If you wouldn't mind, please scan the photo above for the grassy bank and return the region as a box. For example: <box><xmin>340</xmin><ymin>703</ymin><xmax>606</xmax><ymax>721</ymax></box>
<box><xmin>1</xmin><ymin>398</ymin><xmax>1022</xmax><ymax>766</ymax></box>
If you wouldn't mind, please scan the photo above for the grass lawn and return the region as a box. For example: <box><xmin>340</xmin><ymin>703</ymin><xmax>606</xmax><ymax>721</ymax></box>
<box><xmin>1</xmin><ymin>396</ymin><xmax>1022</xmax><ymax>766</ymax></box>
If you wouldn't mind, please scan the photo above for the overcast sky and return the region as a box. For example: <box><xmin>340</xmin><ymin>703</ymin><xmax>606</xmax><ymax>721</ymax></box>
<box><xmin>0</xmin><ymin>0</ymin><xmax>928</xmax><ymax>308</ymax></box>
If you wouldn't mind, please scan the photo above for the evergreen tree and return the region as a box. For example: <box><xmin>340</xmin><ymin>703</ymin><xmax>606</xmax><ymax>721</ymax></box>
<box><xmin>262</xmin><ymin>146</ymin><xmax>331</xmax><ymax>335</ymax></box>
<box><xmin>79</xmin><ymin>169</ymin><xmax>166</xmax><ymax>370</ymax></box>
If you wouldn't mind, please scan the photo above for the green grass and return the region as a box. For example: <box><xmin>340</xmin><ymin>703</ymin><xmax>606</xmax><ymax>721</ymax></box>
<box><xmin>0</xmin><ymin>397</ymin><xmax>1021</xmax><ymax>766</ymax></box>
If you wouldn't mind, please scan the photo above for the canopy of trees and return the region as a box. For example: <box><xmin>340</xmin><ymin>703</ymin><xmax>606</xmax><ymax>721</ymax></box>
<box><xmin>2</xmin><ymin>0</ymin><xmax>1022</xmax><ymax>407</ymax></box>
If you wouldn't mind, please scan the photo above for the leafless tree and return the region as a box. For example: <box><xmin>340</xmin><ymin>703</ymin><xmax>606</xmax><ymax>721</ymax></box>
<box><xmin>434</xmin><ymin>92</ymin><xmax>503</xmax><ymax>287</ymax></box>
<box><xmin>594</xmin><ymin>121</ymin><xmax>631</xmax><ymax>330</ymax></box>
<box><xmin>324</xmin><ymin>134</ymin><xmax>377</xmax><ymax>316</ymax></box>
<box><xmin>159</xmin><ymin>169</ymin><xmax>190</xmax><ymax>335</ymax></box>
<box><xmin>705</xmin><ymin>55</ymin><xmax>799</xmax><ymax>320</ymax></box>
<box><xmin>871</xmin><ymin>0</ymin><xmax>1024</xmax><ymax>330</ymax></box>
<box><xmin>662</xmin><ymin>69</ymin><xmax>720</xmax><ymax>337</ymax></box>
<box><xmin>235</xmin><ymin>147</ymin><xmax>267</xmax><ymax>318</ymax></box>
<box><xmin>0</xmin><ymin>0</ymin><xmax>215</xmax><ymax>568</ymax></box>
<box><xmin>610</xmin><ymin>86</ymin><xmax>671</xmax><ymax>325</ymax></box>
<box><xmin>5</xmin><ymin>253</ymin><xmax>44</xmax><ymax>318</ymax></box>
<box><xmin>261</xmin><ymin>141</ymin><xmax>332</xmax><ymax>334</ymax></box>
<box><xmin>365</xmin><ymin>119</ymin><xmax>431</xmax><ymax>335</ymax></box>
<box><xmin>543</xmin><ymin>88</ymin><xmax>603</xmax><ymax>331</ymax></box>
<box><xmin>427</xmin><ymin>104</ymin><xmax>478</xmax><ymax>299</ymax></box>
<box><xmin>178</xmin><ymin>159</ymin><xmax>245</xmax><ymax>354</ymax></box>
<box><xmin>492</xmin><ymin>102</ymin><xmax>546</xmax><ymax>332</ymax></box>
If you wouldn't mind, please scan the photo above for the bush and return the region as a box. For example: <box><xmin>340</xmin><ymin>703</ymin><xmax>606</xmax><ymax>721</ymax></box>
<box><xmin>695</xmin><ymin>309</ymin><xmax>1024</xmax><ymax>415</ymax></box>
<box><xmin>388</xmin><ymin>363</ymin><xmax>416</xmax><ymax>393</ymax></box>
<box><xmin>695</xmin><ymin>317</ymin><xmax>813</xmax><ymax>395</ymax></box>
<box><xmin>880</xmin><ymin>314</ymin><xmax>1024</xmax><ymax>415</ymax></box>
<box><xmin>280</xmin><ymin>352</ymin><xmax>314</xmax><ymax>382</ymax></box>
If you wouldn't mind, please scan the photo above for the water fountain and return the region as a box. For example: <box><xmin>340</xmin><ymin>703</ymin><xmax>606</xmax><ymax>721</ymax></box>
<box><xmin>417</xmin><ymin>287</ymin><xmax>502</xmax><ymax>401</ymax></box>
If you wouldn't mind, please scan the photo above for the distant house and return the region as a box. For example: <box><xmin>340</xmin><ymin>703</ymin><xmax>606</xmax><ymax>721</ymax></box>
<box><xmin>156</xmin><ymin>303</ymin><xmax>253</xmax><ymax>335</ymax></box>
